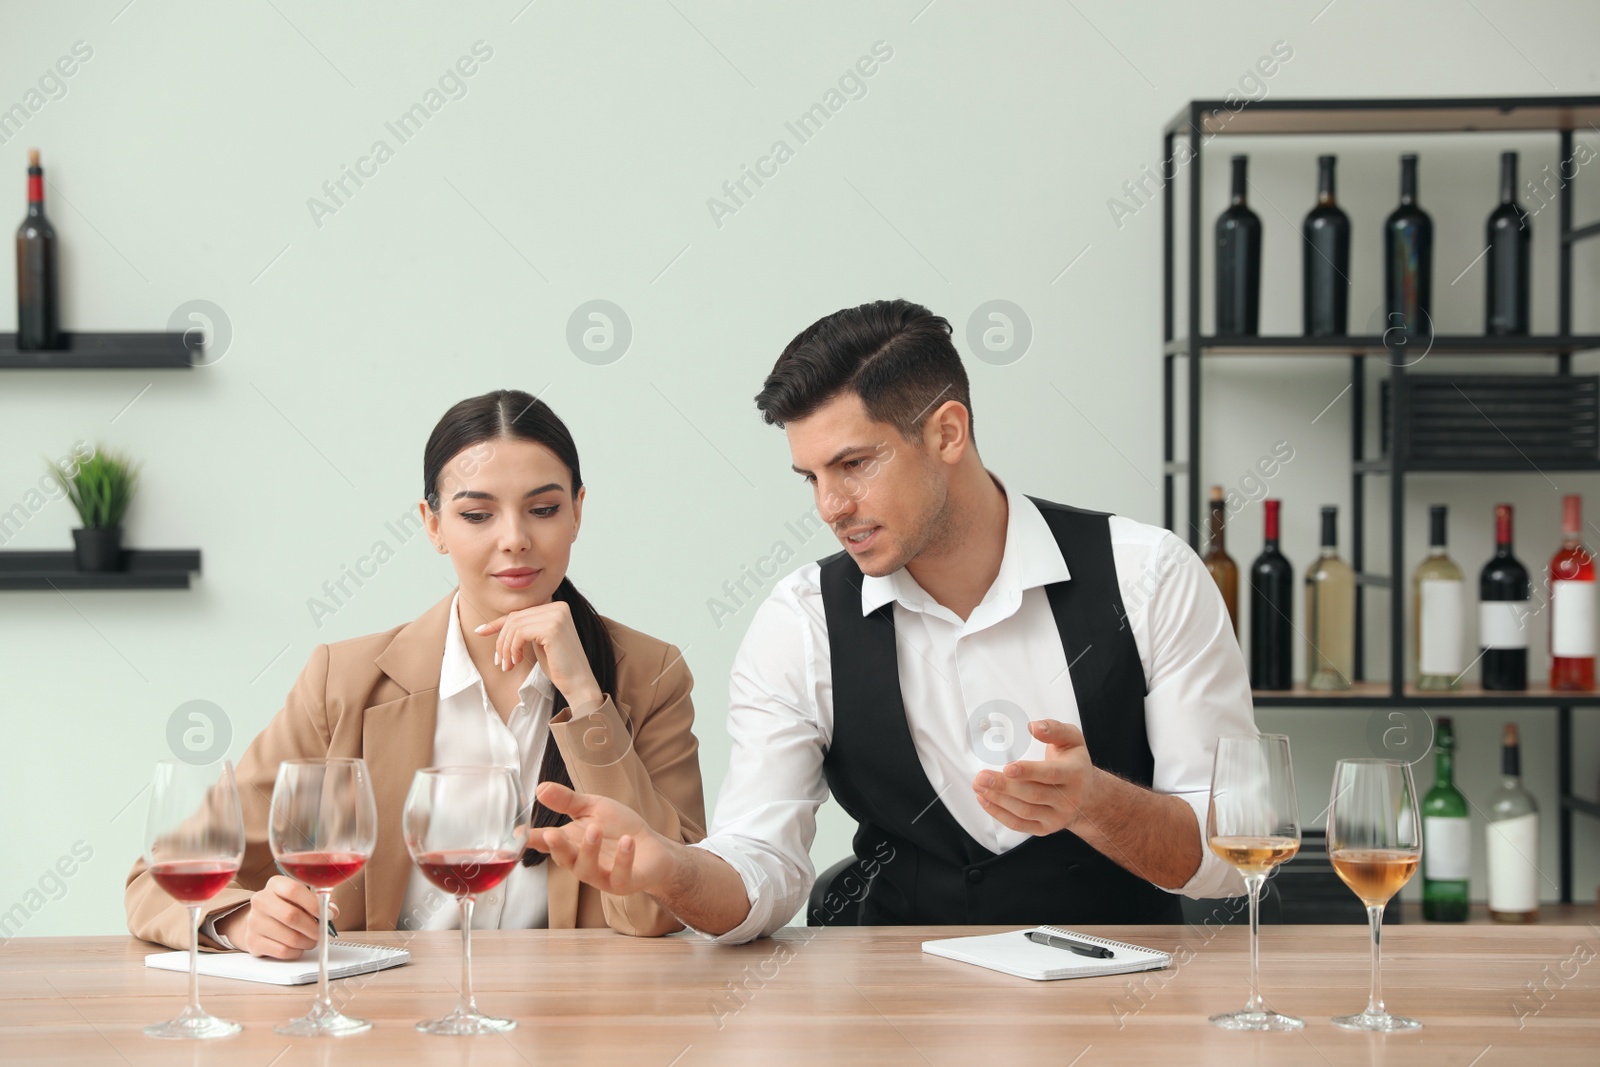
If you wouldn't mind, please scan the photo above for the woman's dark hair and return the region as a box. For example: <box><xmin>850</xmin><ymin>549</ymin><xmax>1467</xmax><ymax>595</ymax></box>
<box><xmin>423</xmin><ymin>389</ymin><xmax>617</xmax><ymax>865</ymax></box>
<box><xmin>753</xmin><ymin>298</ymin><xmax>975</xmax><ymax>445</ymax></box>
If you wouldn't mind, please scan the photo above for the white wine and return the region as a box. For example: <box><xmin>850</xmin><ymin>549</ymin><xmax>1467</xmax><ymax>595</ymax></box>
<box><xmin>1331</xmin><ymin>848</ymin><xmax>1420</xmax><ymax>906</ymax></box>
<box><xmin>1487</xmin><ymin>723</ymin><xmax>1540</xmax><ymax>923</ymax></box>
<box><xmin>1306</xmin><ymin>505</ymin><xmax>1354</xmax><ymax>689</ymax></box>
<box><xmin>1414</xmin><ymin>504</ymin><xmax>1466</xmax><ymax>690</ymax></box>
<box><xmin>1209</xmin><ymin>835</ymin><xmax>1301</xmax><ymax>876</ymax></box>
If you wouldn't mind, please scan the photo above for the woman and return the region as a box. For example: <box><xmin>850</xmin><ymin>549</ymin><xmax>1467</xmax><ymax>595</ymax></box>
<box><xmin>126</xmin><ymin>390</ymin><xmax>705</xmax><ymax>955</ymax></box>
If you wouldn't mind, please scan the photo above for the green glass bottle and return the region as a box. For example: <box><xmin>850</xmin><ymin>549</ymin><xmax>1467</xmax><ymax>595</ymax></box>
<box><xmin>1422</xmin><ymin>716</ymin><xmax>1470</xmax><ymax>921</ymax></box>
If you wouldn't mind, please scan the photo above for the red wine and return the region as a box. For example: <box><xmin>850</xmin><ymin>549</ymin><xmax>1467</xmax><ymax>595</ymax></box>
<box><xmin>415</xmin><ymin>849</ymin><xmax>520</xmax><ymax>897</ymax></box>
<box><xmin>15</xmin><ymin>148</ymin><xmax>59</xmax><ymax>351</ymax></box>
<box><xmin>1480</xmin><ymin>504</ymin><xmax>1530</xmax><ymax>690</ymax></box>
<box><xmin>1550</xmin><ymin>494</ymin><xmax>1595</xmax><ymax>691</ymax></box>
<box><xmin>1486</xmin><ymin>151</ymin><xmax>1531</xmax><ymax>336</ymax></box>
<box><xmin>1249</xmin><ymin>499</ymin><xmax>1294</xmax><ymax>689</ymax></box>
<box><xmin>1302</xmin><ymin>155</ymin><xmax>1350</xmax><ymax>337</ymax></box>
<box><xmin>1384</xmin><ymin>154</ymin><xmax>1433</xmax><ymax>337</ymax></box>
<box><xmin>278</xmin><ymin>850</ymin><xmax>369</xmax><ymax>889</ymax></box>
<box><xmin>149</xmin><ymin>860</ymin><xmax>239</xmax><ymax>904</ymax></box>
<box><xmin>1215</xmin><ymin>154</ymin><xmax>1261</xmax><ymax>336</ymax></box>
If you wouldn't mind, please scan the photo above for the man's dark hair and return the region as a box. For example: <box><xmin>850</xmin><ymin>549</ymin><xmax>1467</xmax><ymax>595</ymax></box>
<box><xmin>754</xmin><ymin>299</ymin><xmax>974</xmax><ymax>444</ymax></box>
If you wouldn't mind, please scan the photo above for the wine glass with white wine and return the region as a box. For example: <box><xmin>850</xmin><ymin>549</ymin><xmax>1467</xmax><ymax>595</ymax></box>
<box><xmin>1206</xmin><ymin>734</ymin><xmax>1303</xmax><ymax>1031</ymax></box>
<box><xmin>1327</xmin><ymin>757</ymin><xmax>1424</xmax><ymax>1032</ymax></box>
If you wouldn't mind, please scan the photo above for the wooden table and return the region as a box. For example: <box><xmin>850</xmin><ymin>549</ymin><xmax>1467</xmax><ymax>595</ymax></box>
<box><xmin>3</xmin><ymin>923</ymin><xmax>1597</xmax><ymax>1065</ymax></box>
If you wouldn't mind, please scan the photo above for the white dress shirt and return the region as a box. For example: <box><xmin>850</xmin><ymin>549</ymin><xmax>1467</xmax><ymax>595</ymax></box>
<box><xmin>204</xmin><ymin>592</ymin><xmax>554</xmax><ymax>946</ymax></box>
<box><xmin>690</xmin><ymin>475</ymin><xmax>1256</xmax><ymax>943</ymax></box>
<box><xmin>395</xmin><ymin>592</ymin><xmax>552</xmax><ymax>931</ymax></box>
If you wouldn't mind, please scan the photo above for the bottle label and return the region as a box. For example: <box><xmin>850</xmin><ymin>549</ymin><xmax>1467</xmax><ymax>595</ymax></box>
<box><xmin>1423</xmin><ymin>815</ymin><xmax>1470</xmax><ymax>880</ymax></box>
<box><xmin>1552</xmin><ymin>580</ymin><xmax>1596</xmax><ymax>658</ymax></box>
<box><xmin>1420</xmin><ymin>579</ymin><xmax>1467</xmax><ymax>675</ymax></box>
<box><xmin>1479</xmin><ymin>600</ymin><xmax>1529</xmax><ymax>650</ymax></box>
<box><xmin>1486</xmin><ymin>812</ymin><xmax>1540</xmax><ymax>913</ymax></box>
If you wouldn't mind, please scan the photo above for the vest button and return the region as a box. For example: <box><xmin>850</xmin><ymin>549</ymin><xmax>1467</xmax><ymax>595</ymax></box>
<box><xmin>966</xmin><ymin>868</ymin><xmax>984</xmax><ymax>884</ymax></box>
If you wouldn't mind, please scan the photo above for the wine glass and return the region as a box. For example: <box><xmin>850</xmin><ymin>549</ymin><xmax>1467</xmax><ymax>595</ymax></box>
<box><xmin>1327</xmin><ymin>758</ymin><xmax>1424</xmax><ymax>1032</ymax></box>
<box><xmin>142</xmin><ymin>759</ymin><xmax>246</xmax><ymax>1040</ymax></box>
<box><xmin>269</xmin><ymin>757</ymin><xmax>378</xmax><ymax>1037</ymax></box>
<box><xmin>403</xmin><ymin>765</ymin><xmax>531</xmax><ymax>1035</ymax></box>
<box><xmin>1205</xmin><ymin>734</ymin><xmax>1303</xmax><ymax>1031</ymax></box>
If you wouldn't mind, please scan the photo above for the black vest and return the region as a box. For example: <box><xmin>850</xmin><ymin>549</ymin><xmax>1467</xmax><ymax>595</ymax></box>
<box><xmin>818</xmin><ymin>497</ymin><xmax>1184</xmax><ymax>925</ymax></box>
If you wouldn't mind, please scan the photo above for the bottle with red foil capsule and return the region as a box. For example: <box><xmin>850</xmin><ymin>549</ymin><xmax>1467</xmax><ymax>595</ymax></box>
<box><xmin>1549</xmin><ymin>494</ymin><xmax>1596</xmax><ymax>691</ymax></box>
<box><xmin>1249</xmin><ymin>499</ymin><xmax>1294</xmax><ymax>690</ymax></box>
<box><xmin>15</xmin><ymin>147</ymin><xmax>59</xmax><ymax>351</ymax></box>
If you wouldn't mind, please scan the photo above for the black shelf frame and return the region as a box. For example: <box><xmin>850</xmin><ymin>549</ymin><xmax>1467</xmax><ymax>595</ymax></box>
<box><xmin>1160</xmin><ymin>95</ymin><xmax>1600</xmax><ymax>905</ymax></box>
<box><xmin>0</xmin><ymin>331</ymin><xmax>195</xmax><ymax>369</ymax></box>
<box><xmin>0</xmin><ymin>550</ymin><xmax>202</xmax><ymax>590</ymax></box>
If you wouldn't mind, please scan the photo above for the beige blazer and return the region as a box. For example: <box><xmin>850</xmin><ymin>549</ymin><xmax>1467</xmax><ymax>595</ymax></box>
<box><xmin>125</xmin><ymin>587</ymin><xmax>706</xmax><ymax>949</ymax></box>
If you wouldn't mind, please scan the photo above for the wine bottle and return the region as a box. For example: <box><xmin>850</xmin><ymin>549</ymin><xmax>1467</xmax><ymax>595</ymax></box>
<box><xmin>1305</xmin><ymin>505</ymin><xmax>1354</xmax><ymax>690</ymax></box>
<box><xmin>1486</xmin><ymin>723</ymin><xmax>1540</xmax><ymax>923</ymax></box>
<box><xmin>1485</xmin><ymin>151</ymin><xmax>1531</xmax><ymax>336</ymax></box>
<box><xmin>1204</xmin><ymin>485</ymin><xmax>1240</xmax><ymax>636</ymax></box>
<box><xmin>1413</xmin><ymin>504</ymin><xmax>1466</xmax><ymax>691</ymax></box>
<box><xmin>1421</xmin><ymin>716</ymin><xmax>1470</xmax><ymax>922</ymax></box>
<box><xmin>1215</xmin><ymin>154</ymin><xmax>1262</xmax><ymax>337</ymax></box>
<box><xmin>16</xmin><ymin>147</ymin><xmax>59</xmax><ymax>351</ymax></box>
<box><xmin>1302</xmin><ymin>154</ymin><xmax>1351</xmax><ymax>337</ymax></box>
<box><xmin>1550</xmin><ymin>493</ymin><xmax>1596</xmax><ymax>691</ymax></box>
<box><xmin>1480</xmin><ymin>503</ymin><xmax>1531</xmax><ymax>690</ymax></box>
<box><xmin>1249</xmin><ymin>498</ymin><xmax>1293</xmax><ymax>690</ymax></box>
<box><xmin>1384</xmin><ymin>153</ymin><xmax>1433</xmax><ymax>338</ymax></box>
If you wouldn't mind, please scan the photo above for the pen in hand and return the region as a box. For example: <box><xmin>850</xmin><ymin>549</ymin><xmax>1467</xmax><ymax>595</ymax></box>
<box><xmin>1024</xmin><ymin>930</ymin><xmax>1113</xmax><ymax>959</ymax></box>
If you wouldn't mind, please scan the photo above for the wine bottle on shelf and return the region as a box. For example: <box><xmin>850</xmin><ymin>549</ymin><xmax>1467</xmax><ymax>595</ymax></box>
<box><xmin>1249</xmin><ymin>498</ymin><xmax>1293</xmax><ymax>690</ymax></box>
<box><xmin>1305</xmin><ymin>505</ymin><xmax>1354</xmax><ymax>690</ymax></box>
<box><xmin>1550</xmin><ymin>493</ymin><xmax>1596</xmax><ymax>691</ymax></box>
<box><xmin>1204</xmin><ymin>486</ymin><xmax>1240</xmax><ymax>637</ymax></box>
<box><xmin>1421</xmin><ymin>716</ymin><xmax>1470</xmax><ymax>922</ymax></box>
<box><xmin>16</xmin><ymin>147</ymin><xmax>59</xmax><ymax>351</ymax></box>
<box><xmin>1486</xmin><ymin>723</ymin><xmax>1540</xmax><ymax>924</ymax></box>
<box><xmin>1481</xmin><ymin>503</ymin><xmax>1531</xmax><ymax>691</ymax></box>
<box><xmin>1413</xmin><ymin>504</ymin><xmax>1466</xmax><ymax>691</ymax></box>
<box><xmin>1302</xmin><ymin>154</ymin><xmax>1351</xmax><ymax>338</ymax></box>
<box><xmin>1215</xmin><ymin>154</ymin><xmax>1262</xmax><ymax>337</ymax></box>
<box><xmin>1384</xmin><ymin>153</ymin><xmax>1433</xmax><ymax>338</ymax></box>
<box><xmin>1485</xmin><ymin>151</ymin><xmax>1531</xmax><ymax>336</ymax></box>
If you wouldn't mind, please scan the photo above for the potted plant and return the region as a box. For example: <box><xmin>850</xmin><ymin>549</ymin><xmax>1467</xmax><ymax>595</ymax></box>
<box><xmin>45</xmin><ymin>444</ymin><xmax>140</xmax><ymax>572</ymax></box>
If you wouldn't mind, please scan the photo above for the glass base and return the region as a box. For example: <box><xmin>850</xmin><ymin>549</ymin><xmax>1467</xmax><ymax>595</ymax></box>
<box><xmin>1209</xmin><ymin>1009</ymin><xmax>1305</xmax><ymax>1031</ymax></box>
<box><xmin>1331</xmin><ymin>1010</ymin><xmax>1422</xmax><ymax>1032</ymax></box>
<box><xmin>144</xmin><ymin>1003</ymin><xmax>242</xmax><ymax>1040</ymax></box>
<box><xmin>273</xmin><ymin>1002</ymin><xmax>372</xmax><ymax>1037</ymax></box>
<box><xmin>417</xmin><ymin>1009</ymin><xmax>516</xmax><ymax>1036</ymax></box>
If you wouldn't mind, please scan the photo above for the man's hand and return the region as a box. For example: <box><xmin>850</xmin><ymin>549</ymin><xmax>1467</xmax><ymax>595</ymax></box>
<box><xmin>213</xmin><ymin>875</ymin><xmax>336</xmax><ymax>959</ymax></box>
<box><xmin>474</xmin><ymin>600</ymin><xmax>603</xmax><ymax>710</ymax></box>
<box><xmin>972</xmin><ymin>718</ymin><xmax>1102</xmax><ymax>836</ymax></box>
<box><xmin>526</xmin><ymin>782</ymin><xmax>679</xmax><ymax>897</ymax></box>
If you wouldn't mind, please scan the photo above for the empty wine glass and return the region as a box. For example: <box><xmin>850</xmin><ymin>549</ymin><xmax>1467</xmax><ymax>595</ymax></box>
<box><xmin>1206</xmin><ymin>734</ymin><xmax>1303</xmax><ymax>1031</ymax></box>
<box><xmin>1327</xmin><ymin>757</ymin><xmax>1424</xmax><ymax>1032</ymax></box>
<box><xmin>403</xmin><ymin>765</ymin><xmax>531</xmax><ymax>1035</ymax></box>
<box><xmin>269</xmin><ymin>757</ymin><xmax>378</xmax><ymax>1037</ymax></box>
<box><xmin>142</xmin><ymin>759</ymin><xmax>245</xmax><ymax>1040</ymax></box>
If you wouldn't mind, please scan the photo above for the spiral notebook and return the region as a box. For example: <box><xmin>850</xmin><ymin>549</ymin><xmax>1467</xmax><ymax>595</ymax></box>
<box><xmin>144</xmin><ymin>941</ymin><xmax>410</xmax><ymax>986</ymax></box>
<box><xmin>921</xmin><ymin>926</ymin><xmax>1171</xmax><ymax>981</ymax></box>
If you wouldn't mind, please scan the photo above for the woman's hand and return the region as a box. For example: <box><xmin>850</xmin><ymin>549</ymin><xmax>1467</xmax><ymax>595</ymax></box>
<box><xmin>475</xmin><ymin>600</ymin><xmax>603</xmax><ymax>709</ymax></box>
<box><xmin>213</xmin><ymin>875</ymin><xmax>336</xmax><ymax>959</ymax></box>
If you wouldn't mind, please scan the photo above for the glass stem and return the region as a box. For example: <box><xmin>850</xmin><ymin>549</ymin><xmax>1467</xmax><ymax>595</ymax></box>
<box><xmin>186</xmin><ymin>904</ymin><xmax>202</xmax><ymax>1015</ymax></box>
<box><xmin>458</xmin><ymin>894</ymin><xmax>478</xmax><ymax>1017</ymax></box>
<box><xmin>315</xmin><ymin>890</ymin><xmax>333</xmax><ymax>1014</ymax></box>
<box><xmin>1244</xmin><ymin>874</ymin><xmax>1266</xmax><ymax>1013</ymax></box>
<box><xmin>1365</xmin><ymin>903</ymin><xmax>1386</xmax><ymax>1018</ymax></box>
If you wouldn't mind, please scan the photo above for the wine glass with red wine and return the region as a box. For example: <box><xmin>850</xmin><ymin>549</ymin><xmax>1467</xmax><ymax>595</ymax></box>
<box><xmin>269</xmin><ymin>757</ymin><xmax>378</xmax><ymax>1037</ymax></box>
<box><xmin>403</xmin><ymin>765</ymin><xmax>531</xmax><ymax>1035</ymax></box>
<box><xmin>142</xmin><ymin>759</ymin><xmax>246</xmax><ymax>1040</ymax></box>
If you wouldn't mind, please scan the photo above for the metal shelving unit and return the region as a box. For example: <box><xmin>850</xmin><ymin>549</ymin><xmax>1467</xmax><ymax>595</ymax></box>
<box><xmin>1160</xmin><ymin>94</ymin><xmax>1600</xmax><ymax>905</ymax></box>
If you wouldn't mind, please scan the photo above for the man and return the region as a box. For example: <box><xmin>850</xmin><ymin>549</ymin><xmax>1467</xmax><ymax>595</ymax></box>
<box><xmin>528</xmin><ymin>299</ymin><xmax>1254</xmax><ymax>939</ymax></box>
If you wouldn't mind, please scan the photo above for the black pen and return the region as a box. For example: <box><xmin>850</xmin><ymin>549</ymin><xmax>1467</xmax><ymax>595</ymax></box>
<box><xmin>1024</xmin><ymin>930</ymin><xmax>1113</xmax><ymax>959</ymax></box>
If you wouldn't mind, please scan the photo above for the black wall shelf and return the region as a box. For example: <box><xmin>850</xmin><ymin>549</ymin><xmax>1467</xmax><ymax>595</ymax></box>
<box><xmin>0</xmin><ymin>549</ymin><xmax>202</xmax><ymax>590</ymax></box>
<box><xmin>1160</xmin><ymin>94</ymin><xmax>1600</xmax><ymax>906</ymax></box>
<box><xmin>0</xmin><ymin>331</ymin><xmax>195</xmax><ymax>369</ymax></box>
